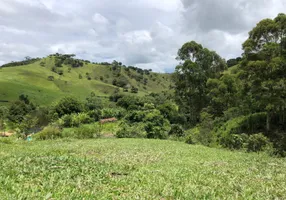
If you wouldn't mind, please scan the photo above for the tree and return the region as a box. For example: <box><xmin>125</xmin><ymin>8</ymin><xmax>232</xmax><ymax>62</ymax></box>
<box><xmin>8</xmin><ymin>95</ymin><xmax>35</xmax><ymax>123</ymax></box>
<box><xmin>174</xmin><ymin>41</ymin><xmax>226</xmax><ymax>125</ymax></box>
<box><xmin>17</xmin><ymin>114</ymin><xmax>38</xmax><ymax>136</ymax></box>
<box><xmin>227</xmin><ymin>57</ymin><xmax>242</xmax><ymax>67</ymax></box>
<box><xmin>206</xmin><ymin>73</ymin><xmax>243</xmax><ymax>117</ymax></box>
<box><xmin>131</xmin><ymin>86</ymin><xmax>138</xmax><ymax>94</ymax></box>
<box><xmin>241</xmin><ymin>13</ymin><xmax>286</xmax><ymax>133</ymax></box>
<box><xmin>54</xmin><ymin>97</ymin><xmax>82</xmax><ymax>118</ymax></box>
<box><xmin>85</xmin><ymin>92</ymin><xmax>102</xmax><ymax>111</ymax></box>
<box><xmin>158</xmin><ymin>101</ymin><xmax>182</xmax><ymax>124</ymax></box>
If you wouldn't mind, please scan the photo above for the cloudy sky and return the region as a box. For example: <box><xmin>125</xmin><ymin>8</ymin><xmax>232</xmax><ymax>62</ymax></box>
<box><xmin>0</xmin><ymin>0</ymin><xmax>285</xmax><ymax>72</ymax></box>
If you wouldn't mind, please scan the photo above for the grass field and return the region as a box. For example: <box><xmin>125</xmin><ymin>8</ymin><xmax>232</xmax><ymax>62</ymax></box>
<box><xmin>0</xmin><ymin>138</ymin><xmax>285</xmax><ymax>199</ymax></box>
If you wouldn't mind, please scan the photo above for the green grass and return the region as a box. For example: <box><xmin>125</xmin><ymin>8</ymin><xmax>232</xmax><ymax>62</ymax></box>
<box><xmin>0</xmin><ymin>57</ymin><xmax>172</xmax><ymax>106</ymax></box>
<box><xmin>0</xmin><ymin>138</ymin><xmax>285</xmax><ymax>199</ymax></box>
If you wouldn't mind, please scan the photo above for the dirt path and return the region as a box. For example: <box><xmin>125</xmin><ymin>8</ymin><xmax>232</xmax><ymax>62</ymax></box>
<box><xmin>1</xmin><ymin>131</ymin><xmax>14</xmax><ymax>137</ymax></box>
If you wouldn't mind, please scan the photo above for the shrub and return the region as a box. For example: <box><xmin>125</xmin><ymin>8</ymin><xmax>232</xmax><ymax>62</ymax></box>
<box><xmin>247</xmin><ymin>133</ymin><xmax>271</xmax><ymax>152</ymax></box>
<box><xmin>54</xmin><ymin>97</ymin><xmax>82</xmax><ymax>118</ymax></box>
<box><xmin>124</xmin><ymin>109</ymin><xmax>170</xmax><ymax>139</ymax></box>
<box><xmin>185</xmin><ymin>134</ymin><xmax>194</xmax><ymax>144</ymax></box>
<box><xmin>168</xmin><ymin>124</ymin><xmax>185</xmax><ymax>137</ymax></box>
<box><xmin>60</xmin><ymin>115</ymin><xmax>73</xmax><ymax>127</ymax></box>
<box><xmin>184</xmin><ymin>127</ymin><xmax>201</xmax><ymax>145</ymax></box>
<box><xmin>100</xmin><ymin>108</ymin><xmax>126</xmax><ymax>119</ymax></box>
<box><xmin>131</xmin><ymin>86</ymin><xmax>138</xmax><ymax>93</ymax></box>
<box><xmin>85</xmin><ymin>93</ymin><xmax>103</xmax><ymax>111</ymax></box>
<box><xmin>87</xmin><ymin>110</ymin><xmax>101</xmax><ymax>122</ymax></box>
<box><xmin>57</xmin><ymin>69</ymin><xmax>64</xmax><ymax>75</ymax></box>
<box><xmin>216</xmin><ymin>113</ymin><xmax>267</xmax><ymax>141</ymax></box>
<box><xmin>145</xmin><ymin>124</ymin><xmax>168</xmax><ymax>139</ymax></box>
<box><xmin>222</xmin><ymin>134</ymin><xmax>249</xmax><ymax>150</ymax></box>
<box><xmin>125</xmin><ymin>111</ymin><xmax>146</xmax><ymax>123</ymax></box>
<box><xmin>71</xmin><ymin>125</ymin><xmax>101</xmax><ymax>139</ymax></box>
<box><xmin>117</xmin><ymin>95</ymin><xmax>144</xmax><ymax>110</ymax></box>
<box><xmin>144</xmin><ymin>110</ymin><xmax>170</xmax><ymax>139</ymax></box>
<box><xmin>116</xmin><ymin>123</ymin><xmax>146</xmax><ymax>138</ymax></box>
<box><xmin>75</xmin><ymin>113</ymin><xmax>92</xmax><ymax>124</ymax></box>
<box><xmin>36</xmin><ymin>126</ymin><xmax>62</xmax><ymax>140</ymax></box>
<box><xmin>48</xmin><ymin>76</ymin><xmax>54</xmax><ymax>81</ymax></box>
<box><xmin>59</xmin><ymin>113</ymin><xmax>92</xmax><ymax>128</ymax></box>
<box><xmin>109</xmin><ymin>92</ymin><xmax>125</xmax><ymax>102</ymax></box>
<box><xmin>112</xmin><ymin>76</ymin><xmax>129</xmax><ymax>88</ymax></box>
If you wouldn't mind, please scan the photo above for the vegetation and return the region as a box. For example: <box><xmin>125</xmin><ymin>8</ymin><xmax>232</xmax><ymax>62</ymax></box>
<box><xmin>0</xmin><ymin>55</ymin><xmax>171</xmax><ymax>106</ymax></box>
<box><xmin>1</xmin><ymin>14</ymin><xmax>286</xmax><ymax>156</ymax></box>
<box><xmin>0</xmin><ymin>12</ymin><xmax>286</xmax><ymax>199</ymax></box>
<box><xmin>0</xmin><ymin>138</ymin><xmax>286</xmax><ymax>199</ymax></box>
<box><xmin>173</xmin><ymin>13</ymin><xmax>286</xmax><ymax>156</ymax></box>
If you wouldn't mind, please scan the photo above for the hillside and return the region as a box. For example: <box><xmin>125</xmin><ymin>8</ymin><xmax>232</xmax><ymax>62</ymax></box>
<box><xmin>0</xmin><ymin>55</ymin><xmax>172</xmax><ymax>105</ymax></box>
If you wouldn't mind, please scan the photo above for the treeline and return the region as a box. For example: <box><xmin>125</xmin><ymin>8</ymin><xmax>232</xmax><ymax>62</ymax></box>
<box><xmin>173</xmin><ymin>13</ymin><xmax>286</xmax><ymax>156</ymax></box>
<box><xmin>1</xmin><ymin>57</ymin><xmax>41</xmax><ymax>68</ymax></box>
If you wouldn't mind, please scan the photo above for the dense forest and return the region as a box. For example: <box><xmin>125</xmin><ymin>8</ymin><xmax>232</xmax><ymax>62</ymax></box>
<box><xmin>1</xmin><ymin>13</ymin><xmax>286</xmax><ymax>156</ymax></box>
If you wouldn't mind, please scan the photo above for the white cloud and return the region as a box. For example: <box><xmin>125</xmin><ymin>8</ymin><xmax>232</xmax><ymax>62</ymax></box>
<box><xmin>122</xmin><ymin>30</ymin><xmax>152</xmax><ymax>44</ymax></box>
<box><xmin>92</xmin><ymin>13</ymin><xmax>109</xmax><ymax>24</ymax></box>
<box><xmin>0</xmin><ymin>1</ymin><xmax>16</xmax><ymax>13</ymax></box>
<box><xmin>0</xmin><ymin>0</ymin><xmax>285</xmax><ymax>71</ymax></box>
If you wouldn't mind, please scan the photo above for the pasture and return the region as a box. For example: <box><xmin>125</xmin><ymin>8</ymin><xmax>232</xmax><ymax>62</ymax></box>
<box><xmin>0</xmin><ymin>138</ymin><xmax>285</xmax><ymax>199</ymax></box>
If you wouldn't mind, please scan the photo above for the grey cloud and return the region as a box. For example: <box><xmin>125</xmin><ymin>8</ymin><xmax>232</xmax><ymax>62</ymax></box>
<box><xmin>0</xmin><ymin>0</ymin><xmax>286</xmax><ymax>71</ymax></box>
<box><xmin>180</xmin><ymin>0</ymin><xmax>286</xmax><ymax>59</ymax></box>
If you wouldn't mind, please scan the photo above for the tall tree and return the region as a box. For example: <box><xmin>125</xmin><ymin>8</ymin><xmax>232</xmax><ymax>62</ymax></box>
<box><xmin>174</xmin><ymin>41</ymin><xmax>226</xmax><ymax>125</ymax></box>
<box><xmin>241</xmin><ymin>13</ymin><xmax>286</xmax><ymax>132</ymax></box>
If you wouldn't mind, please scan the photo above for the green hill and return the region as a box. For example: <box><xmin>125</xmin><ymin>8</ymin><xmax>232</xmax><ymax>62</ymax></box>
<box><xmin>0</xmin><ymin>55</ymin><xmax>173</xmax><ymax>105</ymax></box>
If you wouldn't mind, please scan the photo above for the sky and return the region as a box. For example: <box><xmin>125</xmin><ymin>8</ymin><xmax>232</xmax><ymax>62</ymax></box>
<box><xmin>0</xmin><ymin>0</ymin><xmax>285</xmax><ymax>72</ymax></box>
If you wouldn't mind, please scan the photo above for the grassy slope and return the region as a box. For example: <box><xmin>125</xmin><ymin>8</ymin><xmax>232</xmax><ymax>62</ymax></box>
<box><xmin>0</xmin><ymin>57</ymin><xmax>172</xmax><ymax>106</ymax></box>
<box><xmin>0</xmin><ymin>138</ymin><xmax>285</xmax><ymax>199</ymax></box>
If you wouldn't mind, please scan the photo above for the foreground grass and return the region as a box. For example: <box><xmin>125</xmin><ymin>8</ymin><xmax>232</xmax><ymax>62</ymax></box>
<box><xmin>0</xmin><ymin>138</ymin><xmax>285</xmax><ymax>199</ymax></box>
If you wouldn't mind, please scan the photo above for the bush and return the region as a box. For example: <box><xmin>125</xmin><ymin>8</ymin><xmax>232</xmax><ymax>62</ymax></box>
<box><xmin>116</xmin><ymin>95</ymin><xmax>143</xmax><ymax>109</ymax></box>
<box><xmin>112</xmin><ymin>77</ymin><xmax>129</xmax><ymax>88</ymax></box>
<box><xmin>168</xmin><ymin>124</ymin><xmax>185</xmax><ymax>137</ymax></box>
<box><xmin>216</xmin><ymin>113</ymin><xmax>267</xmax><ymax>140</ymax></box>
<box><xmin>221</xmin><ymin>134</ymin><xmax>249</xmax><ymax>150</ymax></box>
<box><xmin>145</xmin><ymin>124</ymin><xmax>168</xmax><ymax>139</ymax></box>
<box><xmin>247</xmin><ymin>133</ymin><xmax>271</xmax><ymax>152</ymax></box>
<box><xmin>143</xmin><ymin>110</ymin><xmax>170</xmax><ymax>139</ymax></box>
<box><xmin>100</xmin><ymin>108</ymin><xmax>126</xmax><ymax>119</ymax></box>
<box><xmin>54</xmin><ymin>97</ymin><xmax>82</xmax><ymax>118</ymax></box>
<box><xmin>70</xmin><ymin>125</ymin><xmax>101</xmax><ymax>139</ymax></box>
<box><xmin>60</xmin><ymin>115</ymin><xmax>73</xmax><ymax>127</ymax></box>
<box><xmin>185</xmin><ymin>134</ymin><xmax>194</xmax><ymax>144</ymax></box>
<box><xmin>125</xmin><ymin>111</ymin><xmax>146</xmax><ymax>123</ymax></box>
<box><xmin>184</xmin><ymin>127</ymin><xmax>202</xmax><ymax>145</ymax></box>
<box><xmin>116</xmin><ymin>123</ymin><xmax>146</xmax><ymax>138</ymax></box>
<box><xmin>87</xmin><ymin>110</ymin><xmax>101</xmax><ymax>122</ymax></box>
<box><xmin>59</xmin><ymin>113</ymin><xmax>92</xmax><ymax>128</ymax></box>
<box><xmin>48</xmin><ymin>76</ymin><xmax>54</xmax><ymax>81</ymax></box>
<box><xmin>36</xmin><ymin>126</ymin><xmax>62</xmax><ymax>140</ymax></box>
<box><xmin>131</xmin><ymin>86</ymin><xmax>138</xmax><ymax>93</ymax></box>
